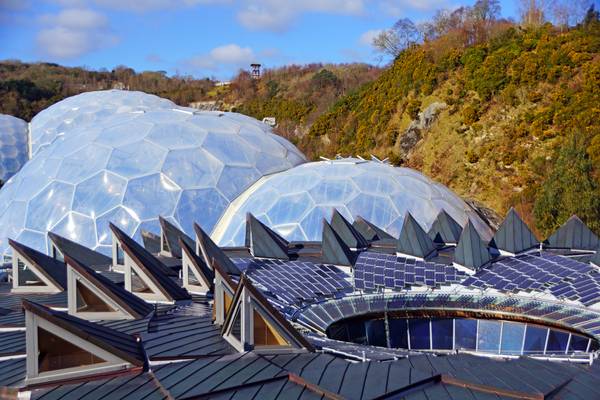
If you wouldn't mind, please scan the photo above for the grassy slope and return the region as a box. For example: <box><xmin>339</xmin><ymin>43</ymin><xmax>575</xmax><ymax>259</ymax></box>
<box><xmin>299</xmin><ymin>23</ymin><xmax>600</xmax><ymax>235</ymax></box>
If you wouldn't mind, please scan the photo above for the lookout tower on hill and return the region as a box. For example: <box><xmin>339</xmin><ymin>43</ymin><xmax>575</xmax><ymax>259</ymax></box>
<box><xmin>251</xmin><ymin>63</ymin><xmax>261</xmax><ymax>79</ymax></box>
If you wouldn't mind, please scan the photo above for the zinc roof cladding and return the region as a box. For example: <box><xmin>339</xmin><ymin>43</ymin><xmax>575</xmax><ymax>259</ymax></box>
<box><xmin>48</xmin><ymin>232</ymin><xmax>112</xmax><ymax>271</ymax></box>
<box><xmin>10</xmin><ymin>239</ymin><xmax>67</xmax><ymax>290</ymax></box>
<box><xmin>491</xmin><ymin>207</ymin><xmax>539</xmax><ymax>254</ymax></box>
<box><xmin>352</xmin><ymin>215</ymin><xmax>395</xmax><ymax>242</ymax></box>
<box><xmin>141</xmin><ymin>311</ymin><xmax>234</xmax><ymax>358</ymax></box>
<box><xmin>0</xmin><ymin>330</ymin><xmax>25</xmax><ymax>355</ymax></box>
<box><xmin>321</xmin><ymin>219</ymin><xmax>357</xmax><ymax>266</ymax></box>
<box><xmin>22</xmin><ymin>300</ymin><xmax>146</xmax><ymax>367</ymax></box>
<box><xmin>245</xmin><ymin>213</ymin><xmax>290</xmax><ymax>260</ymax></box>
<box><xmin>111</xmin><ymin>223</ymin><xmax>191</xmax><ymax>302</ymax></box>
<box><xmin>330</xmin><ymin>210</ymin><xmax>369</xmax><ymax>250</ymax></box>
<box><xmin>428</xmin><ymin>209</ymin><xmax>463</xmax><ymax>244</ymax></box>
<box><xmin>0</xmin><ymin>283</ymin><xmax>67</xmax><ymax>312</ymax></box>
<box><xmin>65</xmin><ymin>254</ymin><xmax>154</xmax><ymax>319</ymax></box>
<box><xmin>396</xmin><ymin>212</ymin><xmax>436</xmax><ymax>259</ymax></box>
<box><xmin>195</xmin><ymin>222</ymin><xmax>242</xmax><ymax>276</ymax></box>
<box><xmin>453</xmin><ymin>220</ymin><xmax>492</xmax><ymax>270</ymax></box>
<box><xmin>546</xmin><ymin>215</ymin><xmax>600</xmax><ymax>251</ymax></box>
<box><xmin>159</xmin><ymin>216</ymin><xmax>195</xmax><ymax>259</ymax></box>
<box><xmin>0</xmin><ymin>357</ymin><xmax>26</xmax><ymax>388</ymax></box>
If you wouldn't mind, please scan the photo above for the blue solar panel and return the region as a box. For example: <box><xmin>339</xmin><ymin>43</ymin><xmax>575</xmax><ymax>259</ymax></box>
<box><xmin>353</xmin><ymin>251</ymin><xmax>467</xmax><ymax>291</ymax></box>
<box><xmin>461</xmin><ymin>252</ymin><xmax>600</xmax><ymax>306</ymax></box>
<box><xmin>232</xmin><ymin>258</ymin><xmax>353</xmax><ymax>307</ymax></box>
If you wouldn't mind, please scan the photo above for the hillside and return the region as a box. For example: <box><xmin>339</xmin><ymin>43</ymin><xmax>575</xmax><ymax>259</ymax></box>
<box><xmin>298</xmin><ymin>19</ymin><xmax>600</xmax><ymax>236</ymax></box>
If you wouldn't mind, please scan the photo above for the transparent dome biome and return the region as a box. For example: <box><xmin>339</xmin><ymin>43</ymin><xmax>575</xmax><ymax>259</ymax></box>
<box><xmin>30</xmin><ymin>90</ymin><xmax>176</xmax><ymax>156</ymax></box>
<box><xmin>0</xmin><ymin>107</ymin><xmax>306</xmax><ymax>258</ymax></box>
<box><xmin>213</xmin><ymin>158</ymin><xmax>492</xmax><ymax>246</ymax></box>
<box><xmin>0</xmin><ymin>114</ymin><xmax>29</xmax><ymax>183</ymax></box>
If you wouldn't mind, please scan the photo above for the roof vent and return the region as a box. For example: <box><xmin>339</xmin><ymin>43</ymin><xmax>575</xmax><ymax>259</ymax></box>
<box><xmin>396</xmin><ymin>212</ymin><xmax>437</xmax><ymax>260</ymax></box>
<box><xmin>490</xmin><ymin>208</ymin><xmax>538</xmax><ymax>255</ymax></box>
<box><xmin>546</xmin><ymin>215</ymin><xmax>599</xmax><ymax>251</ymax></box>
<box><xmin>453</xmin><ymin>220</ymin><xmax>492</xmax><ymax>272</ymax></box>
<box><xmin>428</xmin><ymin>209</ymin><xmax>463</xmax><ymax>245</ymax></box>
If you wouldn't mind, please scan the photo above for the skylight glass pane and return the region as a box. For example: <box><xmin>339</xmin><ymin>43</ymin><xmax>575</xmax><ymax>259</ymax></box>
<box><xmin>523</xmin><ymin>325</ymin><xmax>548</xmax><ymax>354</ymax></box>
<box><xmin>388</xmin><ymin>318</ymin><xmax>409</xmax><ymax>349</ymax></box>
<box><xmin>477</xmin><ymin>320</ymin><xmax>501</xmax><ymax>353</ymax></box>
<box><xmin>546</xmin><ymin>330</ymin><xmax>569</xmax><ymax>353</ymax></box>
<box><xmin>455</xmin><ymin>319</ymin><xmax>477</xmax><ymax>350</ymax></box>
<box><xmin>500</xmin><ymin>322</ymin><xmax>525</xmax><ymax>355</ymax></box>
<box><xmin>409</xmin><ymin>318</ymin><xmax>430</xmax><ymax>350</ymax></box>
<box><xmin>431</xmin><ymin>318</ymin><xmax>453</xmax><ymax>350</ymax></box>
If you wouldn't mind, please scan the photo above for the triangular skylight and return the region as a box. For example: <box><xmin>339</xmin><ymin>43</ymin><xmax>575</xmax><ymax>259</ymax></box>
<box><xmin>222</xmin><ymin>275</ymin><xmax>313</xmax><ymax>353</ymax></box>
<box><xmin>428</xmin><ymin>209</ymin><xmax>463</xmax><ymax>244</ymax></box>
<box><xmin>352</xmin><ymin>216</ymin><xmax>394</xmax><ymax>241</ymax></box>
<box><xmin>65</xmin><ymin>255</ymin><xmax>153</xmax><ymax>320</ymax></box>
<box><xmin>23</xmin><ymin>300</ymin><xmax>145</xmax><ymax>385</ymax></box>
<box><xmin>330</xmin><ymin>210</ymin><xmax>369</xmax><ymax>250</ymax></box>
<box><xmin>10</xmin><ymin>239</ymin><xmax>65</xmax><ymax>294</ymax></box>
<box><xmin>491</xmin><ymin>208</ymin><xmax>538</xmax><ymax>255</ymax></box>
<box><xmin>396</xmin><ymin>212</ymin><xmax>437</xmax><ymax>260</ymax></box>
<box><xmin>246</xmin><ymin>213</ymin><xmax>290</xmax><ymax>260</ymax></box>
<box><xmin>321</xmin><ymin>219</ymin><xmax>357</xmax><ymax>266</ymax></box>
<box><xmin>181</xmin><ymin>238</ymin><xmax>215</xmax><ymax>295</ymax></box>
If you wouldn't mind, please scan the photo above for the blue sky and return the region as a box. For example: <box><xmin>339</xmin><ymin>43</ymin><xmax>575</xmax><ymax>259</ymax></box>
<box><xmin>0</xmin><ymin>0</ymin><xmax>520</xmax><ymax>79</ymax></box>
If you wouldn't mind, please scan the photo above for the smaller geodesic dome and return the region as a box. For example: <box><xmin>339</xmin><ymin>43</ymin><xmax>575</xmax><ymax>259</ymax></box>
<box><xmin>213</xmin><ymin>158</ymin><xmax>492</xmax><ymax>246</ymax></box>
<box><xmin>0</xmin><ymin>105</ymin><xmax>306</xmax><ymax>258</ymax></box>
<box><xmin>29</xmin><ymin>90</ymin><xmax>176</xmax><ymax>156</ymax></box>
<box><xmin>0</xmin><ymin>114</ymin><xmax>29</xmax><ymax>183</ymax></box>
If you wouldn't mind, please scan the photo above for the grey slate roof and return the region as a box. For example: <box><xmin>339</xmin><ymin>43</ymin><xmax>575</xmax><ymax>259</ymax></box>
<box><xmin>428</xmin><ymin>209</ymin><xmax>463</xmax><ymax>244</ymax></box>
<box><xmin>0</xmin><ymin>283</ymin><xmax>67</xmax><ymax>312</ymax></box>
<box><xmin>47</xmin><ymin>232</ymin><xmax>112</xmax><ymax>272</ymax></box>
<box><xmin>453</xmin><ymin>220</ymin><xmax>492</xmax><ymax>270</ymax></box>
<box><xmin>352</xmin><ymin>216</ymin><xmax>395</xmax><ymax>241</ymax></box>
<box><xmin>396</xmin><ymin>212</ymin><xmax>436</xmax><ymax>259</ymax></box>
<box><xmin>22</xmin><ymin>300</ymin><xmax>146</xmax><ymax>367</ymax></box>
<box><xmin>245</xmin><ymin>213</ymin><xmax>290</xmax><ymax>260</ymax></box>
<box><xmin>65</xmin><ymin>255</ymin><xmax>154</xmax><ymax>319</ymax></box>
<box><xmin>159</xmin><ymin>216</ymin><xmax>195</xmax><ymax>259</ymax></box>
<box><xmin>491</xmin><ymin>207</ymin><xmax>538</xmax><ymax>254</ymax></box>
<box><xmin>546</xmin><ymin>214</ymin><xmax>600</xmax><ymax>250</ymax></box>
<box><xmin>0</xmin><ymin>331</ymin><xmax>25</xmax><ymax>356</ymax></box>
<box><xmin>194</xmin><ymin>222</ymin><xmax>242</xmax><ymax>276</ymax></box>
<box><xmin>111</xmin><ymin>224</ymin><xmax>191</xmax><ymax>302</ymax></box>
<box><xmin>330</xmin><ymin>210</ymin><xmax>369</xmax><ymax>250</ymax></box>
<box><xmin>321</xmin><ymin>219</ymin><xmax>356</xmax><ymax>266</ymax></box>
<box><xmin>9</xmin><ymin>239</ymin><xmax>67</xmax><ymax>290</ymax></box>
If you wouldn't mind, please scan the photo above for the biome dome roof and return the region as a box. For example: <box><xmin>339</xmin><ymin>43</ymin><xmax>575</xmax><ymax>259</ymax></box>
<box><xmin>213</xmin><ymin>158</ymin><xmax>492</xmax><ymax>246</ymax></box>
<box><xmin>0</xmin><ymin>114</ymin><xmax>29</xmax><ymax>183</ymax></box>
<box><xmin>30</xmin><ymin>90</ymin><xmax>176</xmax><ymax>156</ymax></box>
<box><xmin>0</xmin><ymin>106</ymin><xmax>306</xmax><ymax>258</ymax></box>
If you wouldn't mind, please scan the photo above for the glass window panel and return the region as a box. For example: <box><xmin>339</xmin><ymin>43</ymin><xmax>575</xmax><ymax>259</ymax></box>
<box><xmin>500</xmin><ymin>322</ymin><xmax>525</xmax><ymax>355</ymax></box>
<box><xmin>116</xmin><ymin>244</ymin><xmax>124</xmax><ymax>266</ymax></box>
<box><xmin>253</xmin><ymin>309</ymin><xmax>288</xmax><ymax>347</ymax></box>
<box><xmin>38</xmin><ymin>327</ymin><xmax>105</xmax><ymax>373</ymax></box>
<box><xmin>455</xmin><ymin>319</ymin><xmax>477</xmax><ymax>350</ymax></box>
<box><xmin>17</xmin><ymin>259</ymin><xmax>44</xmax><ymax>286</ymax></box>
<box><xmin>477</xmin><ymin>320</ymin><xmax>501</xmax><ymax>353</ymax></box>
<box><xmin>524</xmin><ymin>325</ymin><xmax>548</xmax><ymax>354</ymax></box>
<box><xmin>546</xmin><ymin>330</ymin><xmax>569</xmax><ymax>353</ymax></box>
<box><xmin>347</xmin><ymin>320</ymin><xmax>367</xmax><ymax>345</ymax></box>
<box><xmin>409</xmin><ymin>319</ymin><xmax>430</xmax><ymax>350</ymax></box>
<box><xmin>327</xmin><ymin>323</ymin><xmax>349</xmax><ymax>342</ymax></box>
<box><xmin>388</xmin><ymin>318</ymin><xmax>409</xmax><ymax>349</ymax></box>
<box><xmin>230</xmin><ymin>308</ymin><xmax>242</xmax><ymax>341</ymax></box>
<box><xmin>431</xmin><ymin>318</ymin><xmax>453</xmax><ymax>350</ymax></box>
<box><xmin>365</xmin><ymin>319</ymin><xmax>387</xmax><ymax>347</ymax></box>
<box><xmin>569</xmin><ymin>334</ymin><xmax>590</xmax><ymax>352</ymax></box>
<box><xmin>76</xmin><ymin>281</ymin><xmax>114</xmax><ymax>312</ymax></box>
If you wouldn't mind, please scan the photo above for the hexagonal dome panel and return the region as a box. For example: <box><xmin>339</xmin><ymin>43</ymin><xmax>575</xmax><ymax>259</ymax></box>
<box><xmin>0</xmin><ymin>114</ymin><xmax>29</xmax><ymax>183</ymax></box>
<box><xmin>213</xmin><ymin>158</ymin><xmax>492</xmax><ymax>246</ymax></box>
<box><xmin>29</xmin><ymin>90</ymin><xmax>176</xmax><ymax>156</ymax></box>
<box><xmin>0</xmin><ymin>101</ymin><xmax>306</xmax><ymax>258</ymax></box>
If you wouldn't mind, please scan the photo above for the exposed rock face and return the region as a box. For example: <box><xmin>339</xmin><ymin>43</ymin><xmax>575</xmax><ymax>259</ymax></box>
<box><xmin>465</xmin><ymin>199</ymin><xmax>503</xmax><ymax>231</ymax></box>
<box><xmin>399</xmin><ymin>102</ymin><xmax>446</xmax><ymax>157</ymax></box>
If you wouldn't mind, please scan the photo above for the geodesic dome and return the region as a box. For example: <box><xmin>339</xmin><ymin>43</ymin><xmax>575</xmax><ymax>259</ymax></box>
<box><xmin>30</xmin><ymin>90</ymin><xmax>176</xmax><ymax>156</ymax></box>
<box><xmin>212</xmin><ymin>158</ymin><xmax>492</xmax><ymax>246</ymax></box>
<box><xmin>0</xmin><ymin>114</ymin><xmax>29</xmax><ymax>183</ymax></box>
<box><xmin>0</xmin><ymin>106</ymin><xmax>305</xmax><ymax>258</ymax></box>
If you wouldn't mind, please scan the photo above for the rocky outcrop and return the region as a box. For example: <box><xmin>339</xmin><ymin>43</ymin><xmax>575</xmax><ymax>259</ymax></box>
<box><xmin>399</xmin><ymin>102</ymin><xmax>446</xmax><ymax>157</ymax></box>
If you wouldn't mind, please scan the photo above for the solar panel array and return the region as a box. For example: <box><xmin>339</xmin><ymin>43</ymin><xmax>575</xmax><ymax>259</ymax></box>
<box><xmin>295</xmin><ymin>292</ymin><xmax>600</xmax><ymax>340</ymax></box>
<box><xmin>353</xmin><ymin>251</ymin><xmax>468</xmax><ymax>291</ymax></box>
<box><xmin>462</xmin><ymin>252</ymin><xmax>600</xmax><ymax>306</ymax></box>
<box><xmin>232</xmin><ymin>258</ymin><xmax>353</xmax><ymax>307</ymax></box>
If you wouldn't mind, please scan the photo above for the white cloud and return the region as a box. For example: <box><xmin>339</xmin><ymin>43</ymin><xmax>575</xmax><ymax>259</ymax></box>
<box><xmin>187</xmin><ymin>44</ymin><xmax>257</xmax><ymax>71</ymax></box>
<box><xmin>359</xmin><ymin>29</ymin><xmax>383</xmax><ymax>46</ymax></box>
<box><xmin>237</xmin><ymin>0</ymin><xmax>365</xmax><ymax>31</ymax></box>
<box><xmin>37</xmin><ymin>8</ymin><xmax>117</xmax><ymax>59</ymax></box>
<box><xmin>92</xmin><ymin>0</ymin><xmax>230</xmax><ymax>12</ymax></box>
